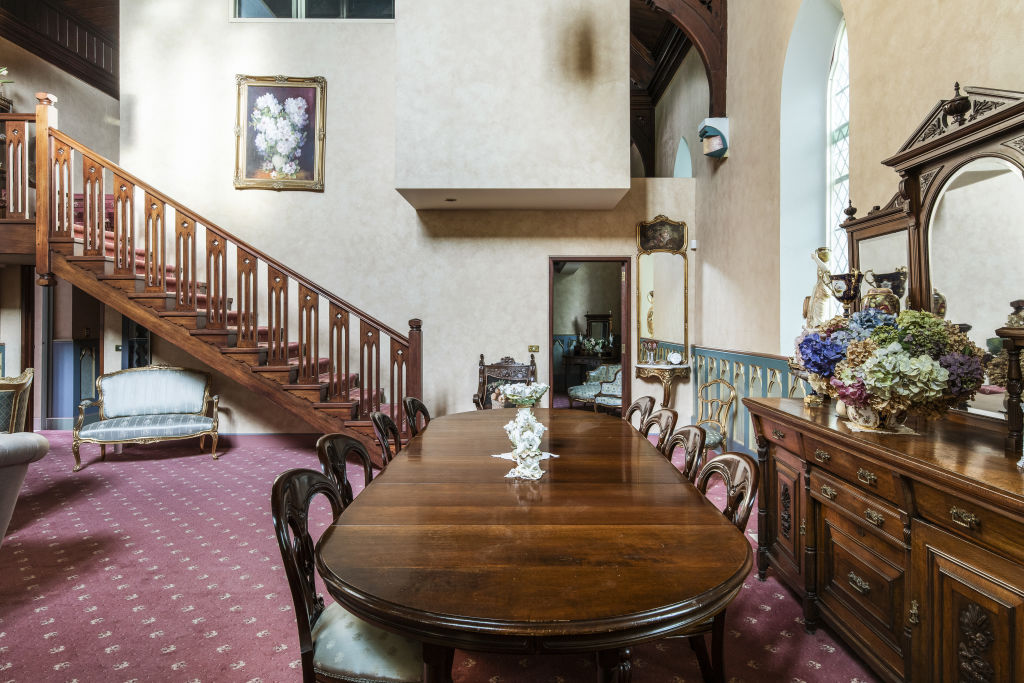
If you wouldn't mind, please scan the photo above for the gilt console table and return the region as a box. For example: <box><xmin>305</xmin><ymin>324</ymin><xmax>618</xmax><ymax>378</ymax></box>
<box><xmin>745</xmin><ymin>397</ymin><xmax>1024</xmax><ymax>683</ymax></box>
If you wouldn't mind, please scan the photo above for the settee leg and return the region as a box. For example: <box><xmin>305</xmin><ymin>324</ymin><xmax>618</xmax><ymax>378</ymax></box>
<box><xmin>100</xmin><ymin>445</ymin><xmax>106</xmax><ymax>461</ymax></box>
<box><xmin>72</xmin><ymin>440</ymin><xmax>82</xmax><ymax>472</ymax></box>
<box><xmin>210</xmin><ymin>434</ymin><xmax>219</xmax><ymax>460</ymax></box>
<box><xmin>199</xmin><ymin>435</ymin><xmax>206</xmax><ymax>450</ymax></box>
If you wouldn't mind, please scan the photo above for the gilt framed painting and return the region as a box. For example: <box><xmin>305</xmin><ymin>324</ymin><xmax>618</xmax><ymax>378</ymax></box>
<box><xmin>234</xmin><ymin>75</ymin><xmax>326</xmax><ymax>191</ymax></box>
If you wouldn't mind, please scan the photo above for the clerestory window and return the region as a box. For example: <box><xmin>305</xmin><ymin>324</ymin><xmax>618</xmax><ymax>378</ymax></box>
<box><xmin>235</xmin><ymin>0</ymin><xmax>394</xmax><ymax>19</ymax></box>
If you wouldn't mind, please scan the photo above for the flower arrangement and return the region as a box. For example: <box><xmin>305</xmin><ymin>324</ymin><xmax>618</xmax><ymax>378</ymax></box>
<box><xmin>794</xmin><ymin>308</ymin><xmax>986</xmax><ymax>423</ymax></box>
<box><xmin>0</xmin><ymin>66</ymin><xmax>12</xmax><ymax>88</ymax></box>
<box><xmin>249</xmin><ymin>93</ymin><xmax>308</xmax><ymax>178</ymax></box>
<box><xmin>499</xmin><ymin>382</ymin><xmax>549</xmax><ymax>407</ymax></box>
<box><xmin>578</xmin><ymin>337</ymin><xmax>608</xmax><ymax>354</ymax></box>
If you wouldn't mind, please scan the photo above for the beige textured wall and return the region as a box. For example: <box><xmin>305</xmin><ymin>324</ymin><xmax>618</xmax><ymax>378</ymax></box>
<box><xmin>395</xmin><ymin>0</ymin><xmax>629</xmax><ymax>202</ymax></box>
<box><xmin>0</xmin><ymin>267</ymin><xmax>21</xmax><ymax>375</ymax></box>
<box><xmin>552</xmin><ymin>262</ymin><xmax>622</xmax><ymax>336</ymax></box>
<box><xmin>118</xmin><ymin>1</ymin><xmax>694</xmax><ymax>431</ymax></box>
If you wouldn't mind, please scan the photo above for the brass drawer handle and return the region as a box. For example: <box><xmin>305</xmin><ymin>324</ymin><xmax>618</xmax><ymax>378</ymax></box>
<box><xmin>771</xmin><ymin>428</ymin><xmax>786</xmax><ymax>440</ymax></box>
<box><xmin>864</xmin><ymin>509</ymin><xmax>885</xmax><ymax>526</ymax></box>
<box><xmin>847</xmin><ymin>571</ymin><xmax>871</xmax><ymax>595</ymax></box>
<box><xmin>857</xmin><ymin>467</ymin><xmax>878</xmax><ymax>486</ymax></box>
<box><xmin>814</xmin><ymin>448</ymin><xmax>831</xmax><ymax>463</ymax></box>
<box><xmin>820</xmin><ymin>484</ymin><xmax>837</xmax><ymax>500</ymax></box>
<box><xmin>950</xmin><ymin>506</ymin><xmax>980</xmax><ymax>530</ymax></box>
<box><xmin>908</xmin><ymin>599</ymin><xmax>920</xmax><ymax>626</ymax></box>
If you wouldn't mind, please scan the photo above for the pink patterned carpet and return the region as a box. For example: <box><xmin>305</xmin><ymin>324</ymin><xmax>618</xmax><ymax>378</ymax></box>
<box><xmin>0</xmin><ymin>431</ymin><xmax>879</xmax><ymax>682</ymax></box>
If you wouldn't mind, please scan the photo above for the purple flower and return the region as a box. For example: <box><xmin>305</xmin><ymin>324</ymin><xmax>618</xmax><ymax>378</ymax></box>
<box><xmin>798</xmin><ymin>333</ymin><xmax>845</xmax><ymax>378</ymax></box>
<box><xmin>830</xmin><ymin>376</ymin><xmax>870</xmax><ymax>408</ymax></box>
<box><xmin>939</xmin><ymin>352</ymin><xmax>984</xmax><ymax>397</ymax></box>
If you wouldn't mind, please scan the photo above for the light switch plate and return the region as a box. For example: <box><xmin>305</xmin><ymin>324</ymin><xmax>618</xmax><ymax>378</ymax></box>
<box><xmin>528</xmin><ymin>345</ymin><xmax>540</xmax><ymax>353</ymax></box>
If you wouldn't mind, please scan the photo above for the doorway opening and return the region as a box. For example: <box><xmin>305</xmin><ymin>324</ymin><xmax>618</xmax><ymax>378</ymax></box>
<box><xmin>549</xmin><ymin>257</ymin><xmax>631</xmax><ymax>414</ymax></box>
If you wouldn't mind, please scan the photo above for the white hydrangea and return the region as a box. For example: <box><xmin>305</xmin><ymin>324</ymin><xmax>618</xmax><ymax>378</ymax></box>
<box><xmin>248</xmin><ymin>91</ymin><xmax>310</xmax><ymax>178</ymax></box>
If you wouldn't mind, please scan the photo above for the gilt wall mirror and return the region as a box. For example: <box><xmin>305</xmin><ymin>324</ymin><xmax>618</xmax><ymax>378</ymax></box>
<box><xmin>636</xmin><ymin>215</ymin><xmax>688</xmax><ymax>362</ymax></box>
<box><xmin>845</xmin><ymin>84</ymin><xmax>1024</xmax><ymax>424</ymax></box>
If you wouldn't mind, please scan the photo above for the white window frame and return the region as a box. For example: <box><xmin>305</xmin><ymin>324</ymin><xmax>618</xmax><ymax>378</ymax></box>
<box><xmin>826</xmin><ymin>19</ymin><xmax>850</xmax><ymax>281</ymax></box>
<box><xmin>230</xmin><ymin>0</ymin><xmax>396</xmax><ymax>22</ymax></box>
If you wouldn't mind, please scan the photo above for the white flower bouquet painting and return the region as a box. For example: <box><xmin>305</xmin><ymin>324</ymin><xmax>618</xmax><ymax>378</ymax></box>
<box><xmin>234</xmin><ymin>75</ymin><xmax>326</xmax><ymax>191</ymax></box>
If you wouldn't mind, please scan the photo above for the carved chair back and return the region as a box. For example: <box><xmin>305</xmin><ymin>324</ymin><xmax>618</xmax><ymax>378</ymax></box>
<box><xmin>663</xmin><ymin>425</ymin><xmax>707</xmax><ymax>482</ymax></box>
<box><xmin>0</xmin><ymin>369</ymin><xmax>33</xmax><ymax>433</ymax></box>
<box><xmin>695</xmin><ymin>452</ymin><xmax>760</xmax><ymax>531</ymax></box>
<box><xmin>696</xmin><ymin>378</ymin><xmax>737</xmax><ymax>449</ymax></box>
<box><xmin>624</xmin><ymin>396</ymin><xmax>655</xmax><ymax>430</ymax></box>
<box><xmin>474</xmin><ymin>353</ymin><xmax>537</xmax><ymax>409</ymax></box>
<box><xmin>370</xmin><ymin>411</ymin><xmax>402</xmax><ymax>465</ymax></box>
<box><xmin>270</xmin><ymin>468</ymin><xmax>344</xmax><ymax>681</ymax></box>
<box><xmin>641</xmin><ymin>408</ymin><xmax>678</xmax><ymax>455</ymax></box>
<box><xmin>403</xmin><ymin>396</ymin><xmax>431</xmax><ymax>437</ymax></box>
<box><xmin>315</xmin><ymin>433</ymin><xmax>373</xmax><ymax>506</ymax></box>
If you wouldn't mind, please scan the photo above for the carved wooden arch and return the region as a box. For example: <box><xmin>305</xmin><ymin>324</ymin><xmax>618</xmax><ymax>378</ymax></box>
<box><xmin>647</xmin><ymin>0</ymin><xmax>728</xmax><ymax>117</ymax></box>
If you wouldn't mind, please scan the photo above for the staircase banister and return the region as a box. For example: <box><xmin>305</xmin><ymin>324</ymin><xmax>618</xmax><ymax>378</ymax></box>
<box><xmin>48</xmin><ymin>128</ymin><xmax>410</xmax><ymax>344</ymax></box>
<box><xmin>0</xmin><ymin>113</ymin><xmax>38</xmax><ymax>122</ymax></box>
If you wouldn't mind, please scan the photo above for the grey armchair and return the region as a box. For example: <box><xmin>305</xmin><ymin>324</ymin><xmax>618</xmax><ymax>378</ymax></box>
<box><xmin>0</xmin><ymin>432</ymin><xmax>49</xmax><ymax>546</ymax></box>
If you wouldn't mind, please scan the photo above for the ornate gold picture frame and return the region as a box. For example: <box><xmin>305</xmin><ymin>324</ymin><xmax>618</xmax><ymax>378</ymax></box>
<box><xmin>234</xmin><ymin>75</ymin><xmax>326</xmax><ymax>191</ymax></box>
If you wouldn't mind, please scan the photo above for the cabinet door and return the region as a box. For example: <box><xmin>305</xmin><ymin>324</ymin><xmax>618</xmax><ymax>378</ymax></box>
<box><xmin>768</xmin><ymin>446</ymin><xmax>804</xmax><ymax>591</ymax></box>
<box><xmin>911</xmin><ymin>520</ymin><xmax>1024</xmax><ymax>682</ymax></box>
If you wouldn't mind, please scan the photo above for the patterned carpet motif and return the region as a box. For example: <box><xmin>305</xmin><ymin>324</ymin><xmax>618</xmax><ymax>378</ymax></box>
<box><xmin>0</xmin><ymin>431</ymin><xmax>879</xmax><ymax>682</ymax></box>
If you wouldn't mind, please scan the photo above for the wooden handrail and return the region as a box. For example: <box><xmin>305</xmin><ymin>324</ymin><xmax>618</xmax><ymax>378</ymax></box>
<box><xmin>0</xmin><ymin>114</ymin><xmax>37</xmax><ymax>122</ymax></box>
<box><xmin>47</xmin><ymin>128</ymin><xmax>409</xmax><ymax>343</ymax></box>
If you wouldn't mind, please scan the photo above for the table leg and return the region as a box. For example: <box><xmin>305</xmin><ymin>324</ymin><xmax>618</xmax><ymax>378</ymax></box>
<box><xmin>597</xmin><ymin>647</ymin><xmax>632</xmax><ymax>683</ymax></box>
<box><xmin>709</xmin><ymin>611</ymin><xmax>726</xmax><ymax>683</ymax></box>
<box><xmin>422</xmin><ymin>643</ymin><xmax>454</xmax><ymax>683</ymax></box>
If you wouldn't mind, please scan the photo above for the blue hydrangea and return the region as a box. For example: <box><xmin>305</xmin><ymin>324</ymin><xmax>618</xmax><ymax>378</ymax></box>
<box><xmin>846</xmin><ymin>308</ymin><xmax>897</xmax><ymax>341</ymax></box>
<box><xmin>798</xmin><ymin>333</ymin><xmax>845</xmax><ymax>378</ymax></box>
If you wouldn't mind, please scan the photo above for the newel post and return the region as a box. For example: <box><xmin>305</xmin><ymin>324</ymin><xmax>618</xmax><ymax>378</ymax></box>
<box><xmin>34</xmin><ymin>92</ymin><xmax>58</xmax><ymax>286</ymax></box>
<box><xmin>408</xmin><ymin>319</ymin><xmax>423</xmax><ymax>400</ymax></box>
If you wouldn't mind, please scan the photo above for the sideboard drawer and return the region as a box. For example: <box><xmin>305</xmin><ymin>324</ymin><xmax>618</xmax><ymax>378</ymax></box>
<box><xmin>803</xmin><ymin>436</ymin><xmax>902</xmax><ymax>506</ymax></box>
<box><xmin>913</xmin><ymin>481</ymin><xmax>1024</xmax><ymax>564</ymax></box>
<box><xmin>760</xmin><ymin>417</ymin><xmax>802</xmax><ymax>453</ymax></box>
<box><xmin>810</xmin><ymin>469</ymin><xmax>905</xmax><ymax>548</ymax></box>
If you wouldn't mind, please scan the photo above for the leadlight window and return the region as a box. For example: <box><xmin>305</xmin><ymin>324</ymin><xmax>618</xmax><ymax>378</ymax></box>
<box><xmin>826</xmin><ymin>19</ymin><xmax>850</xmax><ymax>277</ymax></box>
<box><xmin>235</xmin><ymin>0</ymin><xmax>394</xmax><ymax>19</ymax></box>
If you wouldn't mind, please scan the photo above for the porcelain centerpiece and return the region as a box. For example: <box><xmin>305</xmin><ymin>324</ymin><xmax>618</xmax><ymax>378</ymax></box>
<box><xmin>497</xmin><ymin>383</ymin><xmax>551</xmax><ymax>480</ymax></box>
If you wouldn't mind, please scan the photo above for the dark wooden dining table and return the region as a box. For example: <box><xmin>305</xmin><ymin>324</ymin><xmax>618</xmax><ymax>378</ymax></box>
<box><xmin>315</xmin><ymin>408</ymin><xmax>752</xmax><ymax>683</ymax></box>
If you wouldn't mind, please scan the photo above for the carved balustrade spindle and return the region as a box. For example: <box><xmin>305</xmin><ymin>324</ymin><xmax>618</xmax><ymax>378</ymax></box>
<box><xmin>205</xmin><ymin>230</ymin><xmax>228</xmax><ymax>329</ymax></box>
<box><xmin>174</xmin><ymin>212</ymin><xmax>198</xmax><ymax>310</ymax></box>
<box><xmin>81</xmin><ymin>156</ymin><xmax>104</xmax><ymax>255</ymax></box>
<box><xmin>143</xmin><ymin>193</ymin><xmax>166</xmax><ymax>292</ymax></box>
<box><xmin>360</xmin><ymin>321</ymin><xmax>381</xmax><ymax>418</ymax></box>
<box><xmin>5</xmin><ymin>121</ymin><xmax>29</xmax><ymax>218</ymax></box>
<box><xmin>328</xmin><ymin>303</ymin><xmax>350</xmax><ymax>402</ymax></box>
<box><xmin>391</xmin><ymin>338</ymin><xmax>408</xmax><ymax>431</ymax></box>
<box><xmin>297</xmin><ymin>285</ymin><xmax>319</xmax><ymax>384</ymax></box>
<box><xmin>51</xmin><ymin>141</ymin><xmax>74</xmax><ymax>239</ymax></box>
<box><xmin>112</xmin><ymin>175</ymin><xmax>135</xmax><ymax>276</ymax></box>
<box><xmin>236</xmin><ymin>249</ymin><xmax>259</xmax><ymax>348</ymax></box>
<box><xmin>267</xmin><ymin>266</ymin><xmax>289</xmax><ymax>365</ymax></box>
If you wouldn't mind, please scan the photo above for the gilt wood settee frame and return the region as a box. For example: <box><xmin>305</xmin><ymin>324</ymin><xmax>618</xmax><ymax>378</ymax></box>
<box><xmin>72</xmin><ymin>365</ymin><xmax>220</xmax><ymax>472</ymax></box>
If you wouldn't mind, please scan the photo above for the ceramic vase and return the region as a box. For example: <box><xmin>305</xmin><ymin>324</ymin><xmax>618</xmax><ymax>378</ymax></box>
<box><xmin>504</xmin><ymin>403</ymin><xmax>546</xmax><ymax>480</ymax></box>
<box><xmin>845</xmin><ymin>404</ymin><xmax>903</xmax><ymax>431</ymax></box>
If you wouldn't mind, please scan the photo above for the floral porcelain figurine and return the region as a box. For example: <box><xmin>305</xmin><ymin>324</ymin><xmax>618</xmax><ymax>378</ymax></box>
<box><xmin>803</xmin><ymin>247</ymin><xmax>833</xmax><ymax>329</ymax></box>
<box><xmin>793</xmin><ymin>308</ymin><xmax>986</xmax><ymax>429</ymax></box>
<box><xmin>498</xmin><ymin>383</ymin><xmax>550</xmax><ymax>479</ymax></box>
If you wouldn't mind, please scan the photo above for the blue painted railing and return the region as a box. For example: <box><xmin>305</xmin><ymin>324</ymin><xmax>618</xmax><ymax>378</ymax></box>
<box><xmin>691</xmin><ymin>346</ymin><xmax>811</xmax><ymax>455</ymax></box>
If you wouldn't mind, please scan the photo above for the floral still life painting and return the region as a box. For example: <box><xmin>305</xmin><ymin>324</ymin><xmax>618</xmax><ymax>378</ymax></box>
<box><xmin>234</xmin><ymin>75</ymin><xmax>325</xmax><ymax>191</ymax></box>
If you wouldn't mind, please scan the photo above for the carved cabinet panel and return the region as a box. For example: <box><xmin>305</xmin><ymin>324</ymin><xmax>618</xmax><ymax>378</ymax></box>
<box><xmin>767</xmin><ymin>446</ymin><xmax>805</xmax><ymax>590</ymax></box>
<box><xmin>911</xmin><ymin>520</ymin><xmax>1024</xmax><ymax>682</ymax></box>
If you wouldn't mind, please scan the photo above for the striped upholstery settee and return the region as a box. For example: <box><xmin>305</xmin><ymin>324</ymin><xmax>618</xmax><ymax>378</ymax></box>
<box><xmin>72</xmin><ymin>366</ymin><xmax>219</xmax><ymax>472</ymax></box>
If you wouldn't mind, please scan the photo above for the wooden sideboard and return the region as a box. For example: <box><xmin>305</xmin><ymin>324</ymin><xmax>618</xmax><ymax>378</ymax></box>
<box><xmin>745</xmin><ymin>397</ymin><xmax>1024</xmax><ymax>683</ymax></box>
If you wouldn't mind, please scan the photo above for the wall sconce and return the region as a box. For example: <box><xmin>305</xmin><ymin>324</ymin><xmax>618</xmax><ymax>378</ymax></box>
<box><xmin>698</xmin><ymin>117</ymin><xmax>729</xmax><ymax>159</ymax></box>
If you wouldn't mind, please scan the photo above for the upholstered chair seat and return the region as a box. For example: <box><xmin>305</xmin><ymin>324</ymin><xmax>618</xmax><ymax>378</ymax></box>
<box><xmin>702</xmin><ymin>424</ymin><xmax>724</xmax><ymax>451</ymax></box>
<box><xmin>593</xmin><ymin>371</ymin><xmax>623</xmax><ymax>411</ymax></box>
<box><xmin>0</xmin><ymin>432</ymin><xmax>50</xmax><ymax>546</ymax></box>
<box><xmin>79</xmin><ymin>414</ymin><xmax>214</xmax><ymax>441</ymax></box>
<box><xmin>568</xmin><ymin>363</ymin><xmax>621</xmax><ymax>408</ymax></box>
<box><xmin>311</xmin><ymin>602</ymin><xmax>423</xmax><ymax>682</ymax></box>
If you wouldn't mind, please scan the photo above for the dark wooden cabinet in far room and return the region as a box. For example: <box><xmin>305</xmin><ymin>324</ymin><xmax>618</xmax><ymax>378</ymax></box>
<box><xmin>746</xmin><ymin>397</ymin><xmax>1024</xmax><ymax>683</ymax></box>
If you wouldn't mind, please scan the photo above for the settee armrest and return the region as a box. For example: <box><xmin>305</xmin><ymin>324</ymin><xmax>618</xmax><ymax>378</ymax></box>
<box><xmin>206</xmin><ymin>395</ymin><xmax>220</xmax><ymax>428</ymax></box>
<box><xmin>74</xmin><ymin>399</ymin><xmax>100</xmax><ymax>434</ymax></box>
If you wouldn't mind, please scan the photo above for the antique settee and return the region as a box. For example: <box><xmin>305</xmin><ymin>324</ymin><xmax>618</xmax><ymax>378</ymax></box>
<box><xmin>73</xmin><ymin>366</ymin><xmax>219</xmax><ymax>472</ymax></box>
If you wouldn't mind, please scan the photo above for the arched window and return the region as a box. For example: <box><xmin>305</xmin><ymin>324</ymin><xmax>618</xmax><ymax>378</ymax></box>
<box><xmin>673</xmin><ymin>137</ymin><xmax>692</xmax><ymax>178</ymax></box>
<box><xmin>826</xmin><ymin>20</ymin><xmax>850</xmax><ymax>276</ymax></box>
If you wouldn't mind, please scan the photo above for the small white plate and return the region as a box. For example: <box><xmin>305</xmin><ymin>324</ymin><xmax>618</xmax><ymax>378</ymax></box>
<box><xmin>667</xmin><ymin>351</ymin><xmax>682</xmax><ymax>365</ymax></box>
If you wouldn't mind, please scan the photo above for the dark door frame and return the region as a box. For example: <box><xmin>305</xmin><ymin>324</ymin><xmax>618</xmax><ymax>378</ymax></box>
<box><xmin>548</xmin><ymin>256</ymin><xmax>631</xmax><ymax>413</ymax></box>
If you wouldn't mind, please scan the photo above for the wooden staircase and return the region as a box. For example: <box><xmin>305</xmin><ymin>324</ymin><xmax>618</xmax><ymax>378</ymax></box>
<box><xmin>9</xmin><ymin>95</ymin><xmax>421</xmax><ymax>464</ymax></box>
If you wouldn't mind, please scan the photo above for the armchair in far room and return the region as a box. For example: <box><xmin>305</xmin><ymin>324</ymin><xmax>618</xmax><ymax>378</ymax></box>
<box><xmin>474</xmin><ymin>354</ymin><xmax>537</xmax><ymax>409</ymax></box>
<box><xmin>567</xmin><ymin>363</ymin><xmax>621</xmax><ymax>410</ymax></box>
<box><xmin>593</xmin><ymin>367</ymin><xmax>623</xmax><ymax>414</ymax></box>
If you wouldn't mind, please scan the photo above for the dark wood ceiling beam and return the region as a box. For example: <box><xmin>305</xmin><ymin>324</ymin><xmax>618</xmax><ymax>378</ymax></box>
<box><xmin>646</xmin><ymin>0</ymin><xmax>727</xmax><ymax>116</ymax></box>
<box><xmin>630</xmin><ymin>32</ymin><xmax>656</xmax><ymax>89</ymax></box>
<box><xmin>649</xmin><ymin>29</ymin><xmax>691</xmax><ymax>104</ymax></box>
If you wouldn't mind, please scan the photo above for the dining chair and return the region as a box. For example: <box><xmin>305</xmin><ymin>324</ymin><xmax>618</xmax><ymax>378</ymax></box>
<box><xmin>675</xmin><ymin>451</ymin><xmax>760</xmax><ymax>683</ymax></box>
<box><xmin>403</xmin><ymin>396</ymin><xmax>431</xmax><ymax>437</ymax></box>
<box><xmin>695</xmin><ymin>378</ymin><xmax>737</xmax><ymax>458</ymax></box>
<box><xmin>370</xmin><ymin>411</ymin><xmax>402</xmax><ymax>466</ymax></box>
<box><xmin>623</xmin><ymin>396</ymin><xmax>655</xmax><ymax>431</ymax></box>
<box><xmin>271</xmin><ymin>468</ymin><xmax>423</xmax><ymax>683</ymax></box>
<box><xmin>662</xmin><ymin>425</ymin><xmax>707</xmax><ymax>482</ymax></box>
<box><xmin>640</xmin><ymin>408</ymin><xmax>678</xmax><ymax>456</ymax></box>
<box><xmin>315</xmin><ymin>433</ymin><xmax>373</xmax><ymax>506</ymax></box>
